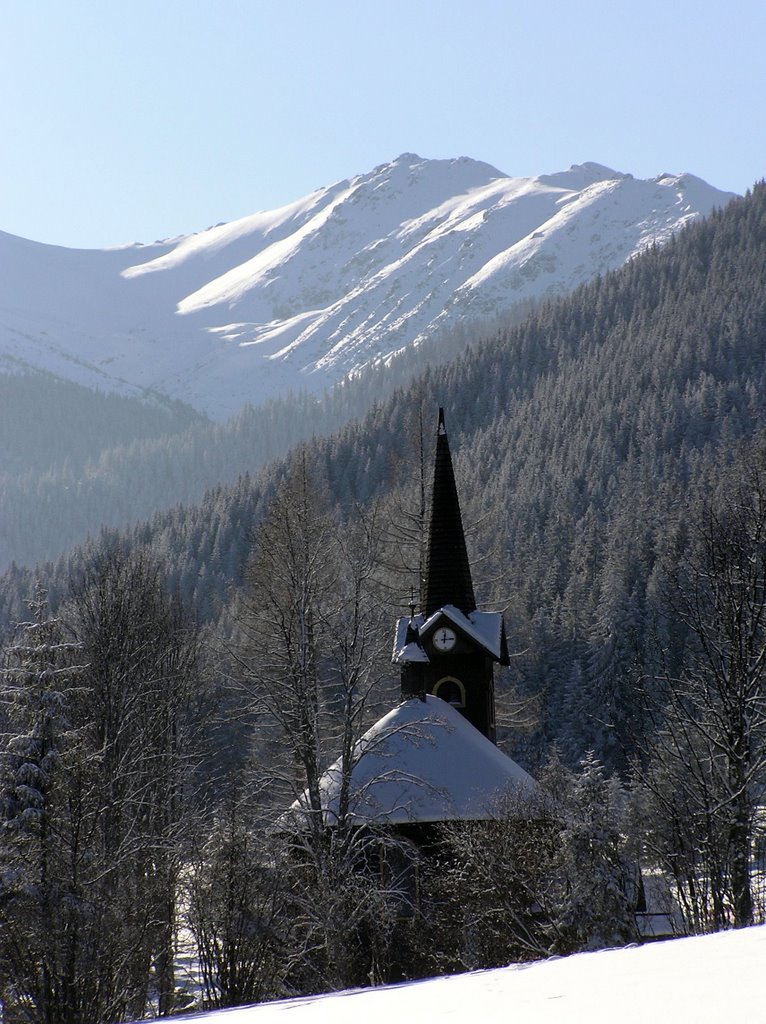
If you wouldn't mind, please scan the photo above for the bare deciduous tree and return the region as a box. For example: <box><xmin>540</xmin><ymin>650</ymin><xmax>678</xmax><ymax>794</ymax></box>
<box><xmin>217</xmin><ymin>460</ymin><xmax>402</xmax><ymax>993</ymax></box>
<box><xmin>0</xmin><ymin>554</ymin><xmax>206</xmax><ymax>1023</ymax></box>
<box><xmin>185</xmin><ymin>791</ymin><xmax>291</xmax><ymax>1009</ymax></box>
<box><xmin>66</xmin><ymin>550</ymin><xmax>205</xmax><ymax>1017</ymax></box>
<box><xmin>638</xmin><ymin>450</ymin><xmax>766</xmax><ymax>930</ymax></box>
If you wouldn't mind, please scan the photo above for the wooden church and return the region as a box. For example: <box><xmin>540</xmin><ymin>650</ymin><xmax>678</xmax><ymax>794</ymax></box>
<box><xmin>287</xmin><ymin>408</ymin><xmax>663</xmax><ymax>970</ymax></box>
<box><xmin>308</xmin><ymin>407</ymin><xmax>539</xmax><ymax>830</ymax></box>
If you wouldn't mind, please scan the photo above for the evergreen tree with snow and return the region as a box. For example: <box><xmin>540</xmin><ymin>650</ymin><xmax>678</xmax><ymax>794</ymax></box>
<box><xmin>0</xmin><ymin>587</ymin><xmax>84</xmax><ymax>1024</ymax></box>
<box><xmin>551</xmin><ymin>752</ymin><xmax>638</xmax><ymax>953</ymax></box>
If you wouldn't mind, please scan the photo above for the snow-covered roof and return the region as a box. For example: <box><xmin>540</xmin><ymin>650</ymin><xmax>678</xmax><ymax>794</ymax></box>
<box><xmin>397</xmin><ymin>640</ymin><xmax>430</xmax><ymax>664</ymax></box>
<box><xmin>289</xmin><ymin>695</ymin><xmax>539</xmax><ymax>827</ymax></box>
<box><xmin>392</xmin><ymin>615</ymin><xmax>427</xmax><ymax>663</ymax></box>
<box><xmin>393</xmin><ymin>605</ymin><xmax>507</xmax><ymax>663</ymax></box>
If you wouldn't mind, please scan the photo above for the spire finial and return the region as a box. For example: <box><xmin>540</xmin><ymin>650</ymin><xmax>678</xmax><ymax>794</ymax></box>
<box><xmin>437</xmin><ymin>407</ymin><xmax>446</xmax><ymax>436</ymax></box>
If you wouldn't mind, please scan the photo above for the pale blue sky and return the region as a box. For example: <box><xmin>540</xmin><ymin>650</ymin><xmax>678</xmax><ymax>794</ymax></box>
<box><xmin>2</xmin><ymin>0</ymin><xmax>764</xmax><ymax>248</ymax></box>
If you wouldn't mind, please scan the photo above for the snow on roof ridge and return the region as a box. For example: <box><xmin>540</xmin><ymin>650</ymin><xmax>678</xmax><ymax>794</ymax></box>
<box><xmin>290</xmin><ymin>695</ymin><xmax>539</xmax><ymax>827</ymax></box>
<box><xmin>420</xmin><ymin>604</ymin><xmax>504</xmax><ymax>660</ymax></box>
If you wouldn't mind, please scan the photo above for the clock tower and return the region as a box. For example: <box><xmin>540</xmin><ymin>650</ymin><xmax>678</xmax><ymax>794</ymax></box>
<box><xmin>393</xmin><ymin>408</ymin><xmax>509</xmax><ymax>742</ymax></box>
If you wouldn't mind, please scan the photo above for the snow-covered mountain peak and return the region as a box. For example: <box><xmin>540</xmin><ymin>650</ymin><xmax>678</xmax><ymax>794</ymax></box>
<box><xmin>537</xmin><ymin>161</ymin><xmax>628</xmax><ymax>191</ymax></box>
<box><xmin>371</xmin><ymin>151</ymin><xmax>504</xmax><ymax>184</ymax></box>
<box><xmin>0</xmin><ymin>155</ymin><xmax>737</xmax><ymax>419</ymax></box>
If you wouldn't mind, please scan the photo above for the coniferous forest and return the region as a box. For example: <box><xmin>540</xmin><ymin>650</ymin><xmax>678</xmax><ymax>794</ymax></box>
<box><xmin>2</xmin><ymin>183</ymin><xmax>766</xmax><ymax>1020</ymax></box>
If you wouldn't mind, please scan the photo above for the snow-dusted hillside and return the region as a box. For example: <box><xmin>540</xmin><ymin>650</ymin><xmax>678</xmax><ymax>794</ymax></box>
<box><xmin>145</xmin><ymin>925</ymin><xmax>765</xmax><ymax>1024</ymax></box>
<box><xmin>0</xmin><ymin>155</ymin><xmax>735</xmax><ymax>420</ymax></box>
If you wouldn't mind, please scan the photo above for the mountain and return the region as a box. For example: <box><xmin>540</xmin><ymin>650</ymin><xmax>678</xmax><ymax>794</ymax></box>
<box><xmin>0</xmin><ymin>155</ymin><xmax>735</xmax><ymax>419</ymax></box>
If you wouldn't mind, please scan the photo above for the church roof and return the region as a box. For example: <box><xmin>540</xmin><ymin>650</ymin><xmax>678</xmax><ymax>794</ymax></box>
<box><xmin>290</xmin><ymin>695</ymin><xmax>539</xmax><ymax>827</ymax></box>
<box><xmin>393</xmin><ymin>606</ymin><xmax>509</xmax><ymax>664</ymax></box>
<box><xmin>421</xmin><ymin>409</ymin><xmax>476</xmax><ymax>617</ymax></box>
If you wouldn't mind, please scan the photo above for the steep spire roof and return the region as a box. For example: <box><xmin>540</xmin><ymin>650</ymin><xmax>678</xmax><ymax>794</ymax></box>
<box><xmin>421</xmin><ymin>408</ymin><xmax>476</xmax><ymax>617</ymax></box>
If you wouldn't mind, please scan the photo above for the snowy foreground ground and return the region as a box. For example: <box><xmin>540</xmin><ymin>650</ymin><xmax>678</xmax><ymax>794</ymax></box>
<box><xmin>145</xmin><ymin>925</ymin><xmax>765</xmax><ymax>1023</ymax></box>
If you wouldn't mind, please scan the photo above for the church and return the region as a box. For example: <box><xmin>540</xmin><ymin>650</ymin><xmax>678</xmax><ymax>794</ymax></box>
<box><xmin>284</xmin><ymin>408</ymin><xmax>668</xmax><ymax>973</ymax></box>
<box><xmin>285</xmin><ymin>407</ymin><xmax>668</xmax><ymax>979</ymax></box>
<box><xmin>308</xmin><ymin>407</ymin><xmax>540</xmax><ymax>831</ymax></box>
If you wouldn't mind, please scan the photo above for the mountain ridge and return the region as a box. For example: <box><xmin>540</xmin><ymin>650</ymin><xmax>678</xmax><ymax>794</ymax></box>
<box><xmin>0</xmin><ymin>154</ymin><xmax>736</xmax><ymax>418</ymax></box>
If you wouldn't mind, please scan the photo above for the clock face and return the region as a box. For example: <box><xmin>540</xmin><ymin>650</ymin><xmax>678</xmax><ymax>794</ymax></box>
<box><xmin>433</xmin><ymin>626</ymin><xmax>456</xmax><ymax>652</ymax></box>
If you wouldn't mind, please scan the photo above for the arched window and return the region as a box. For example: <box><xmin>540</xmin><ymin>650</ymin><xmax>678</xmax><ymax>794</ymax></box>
<box><xmin>433</xmin><ymin>676</ymin><xmax>466</xmax><ymax>708</ymax></box>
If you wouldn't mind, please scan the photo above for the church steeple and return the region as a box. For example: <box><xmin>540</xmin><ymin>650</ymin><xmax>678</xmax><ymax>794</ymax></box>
<box><xmin>393</xmin><ymin>407</ymin><xmax>509</xmax><ymax>743</ymax></box>
<box><xmin>421</xmin><ymin>408</ymin><xmax>476</xmax><ymax>617</ymax></box>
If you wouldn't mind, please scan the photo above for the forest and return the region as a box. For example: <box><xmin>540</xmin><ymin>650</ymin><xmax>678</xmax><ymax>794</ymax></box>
<box><xmin>1</xmin><ymin>183</ymin><xmax>766</xmax><ymax>1021</ymax></box>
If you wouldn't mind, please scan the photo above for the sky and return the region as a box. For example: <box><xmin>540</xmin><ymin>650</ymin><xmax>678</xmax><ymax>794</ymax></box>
<box><xmin>3</xmin><ymin>0</ymin><xmax>765</xmax><ymax>249</ymax></box>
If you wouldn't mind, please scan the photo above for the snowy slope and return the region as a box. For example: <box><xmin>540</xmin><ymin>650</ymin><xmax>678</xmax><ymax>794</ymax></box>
<box><xmin>144</xmin><ymin>925</ymin><xmax>766</xmax><ymax>1024</ymax></box>
<box><xmin>0</xmin><ymin>155</ymin><xmax>735</xmax><ymax>419</ymax></box>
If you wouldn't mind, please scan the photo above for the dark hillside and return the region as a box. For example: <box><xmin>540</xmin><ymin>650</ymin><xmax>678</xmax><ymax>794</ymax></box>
<box><xmin>0</xmin><ymin>312</ymin><xmax>516</xmax><ymax>570</ymax></box>
<box><xmin>0</xmin><ymin>373</ymin><xmax>204</xmax><ymax>477</ymax></box>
